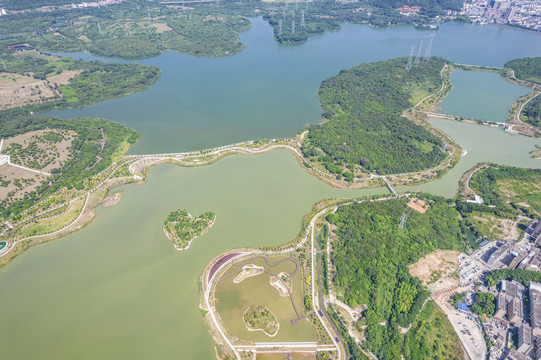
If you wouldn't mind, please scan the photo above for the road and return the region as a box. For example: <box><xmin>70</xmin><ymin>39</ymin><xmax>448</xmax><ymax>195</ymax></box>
<box><xmin>516</xmin><ymin>91</ymin><xmax>540</xmax><ymax>124</ymax></box>
<box><xmin>315</xmin><ymin>221</ymin><xmax>349</xmax><ymax>359</ymax></box>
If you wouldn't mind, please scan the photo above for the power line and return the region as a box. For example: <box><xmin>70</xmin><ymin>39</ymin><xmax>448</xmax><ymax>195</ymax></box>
<box><xmin>414</xmin><ymin>40</ymin><xmax>423</xmax><ymax>67</ymax></box>
<box><xmin>406</xmin><ymin>46</ymin><xmax>414</xmax><ymax>71</ymax></box>
<box><xmin>424</xmin><ymin>33</ymin><xmax>435</xmax><ymax>61</ymax></box>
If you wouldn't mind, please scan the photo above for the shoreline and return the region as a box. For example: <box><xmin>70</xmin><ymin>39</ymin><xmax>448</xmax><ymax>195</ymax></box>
<box><xmin>1</xmin><ymin>60</ymin><xmax>536</xmax><ymax>271</ymax></box>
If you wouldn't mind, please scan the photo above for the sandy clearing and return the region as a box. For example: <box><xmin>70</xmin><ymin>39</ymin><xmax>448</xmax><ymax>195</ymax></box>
<box><xmin>3</xmin><ymin>129</ymin><xmax>76</xmax><ymax>172</ymax></box>
<box><xmin>47</xmin><ymin>70</ymin><xmax>82</xmax><ymax>85</ymax></box>
<box><xmin>269</xmin><ymin>272</ymin><xmax>291</xmax><ymax>297</ymax></box>
<box><xmin>101</xmin><ymin>192</ymin><xmax>122</xmax><ymax>208</ymax></box>
<box><xmin>0</xmin><ymin>164</ymin><xmax>46</xmax><ymax>200</ymax></box>
<box><xmin>233</xmin><ymin>264</ymin><xmax>264</xmax><ymax>283</ymax></box>
<box><xmin>409</xmin><ymin>250</ymin><xmax>459</xmax><ymax>287</ymax></box>
<box><xmin>0</xmin><ymin>73</ymin><xmax>57</xmax><ymax>109</ymax></box>
<box><xmin>407</xmin><ymin>197</ymin><xmax>429</xmax><ymax>213</ymax></box>
<box><xmin>150</xmin><ymin>22</ymin><xmax>173</xmax><ymax>33</ymax></box>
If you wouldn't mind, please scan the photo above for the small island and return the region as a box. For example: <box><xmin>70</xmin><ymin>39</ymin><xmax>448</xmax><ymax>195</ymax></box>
<box><xmin>163</xmin><ymin>209</ymin><xmax>215</xmax><ymax>251</ymax></box>
<box><xmin>243</xmin><ymin>305</ymin><xmax>279</xmax><ymax>337</ymax></box>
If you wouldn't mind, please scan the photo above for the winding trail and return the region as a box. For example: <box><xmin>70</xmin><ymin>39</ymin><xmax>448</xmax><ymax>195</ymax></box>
<box><xmin>516</xmin><ymin>91</ymin><xmax>540</xmax><ymax>124</ymax></box>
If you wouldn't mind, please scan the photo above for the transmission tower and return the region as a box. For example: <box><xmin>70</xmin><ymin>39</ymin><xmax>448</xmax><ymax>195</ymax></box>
<box><xmin>1</xmin><ymin>59</ymin><xmax>7</xmax><ymax>72</ymax></box>
<box><xmin>405</xmin><ymin>46</ymin><xmax>414</xmax><ymax>71</ymax></box>
<box><xmin>424</xmin><ymin>34</ymin><xmax>435</xmax><ymax>61</ymax></box>
<box><xmin>278</xmin><ymin>19</ymin><xmax>283</xmax><ymax>35</ymax></box>
<box><xmin>398</xmin><ymin>212</ymin><xmax>408</xmax><ymax>230</ymax></box>
<box><xmin>292</xmin><ymin>9</ymin><xmax>295</xmax><ymax>18</ymax></box>
<box><xmin>295</xmin><ymin>0</ymin><xmax>298</xmax><ymax>10</ymax></box>
<box><xmin>301</xmin><ymin>10</ymin><xmax>305</xmax><ymax>28</ymax></box>
<box><xmin>292</xmin><ymin>20</ymin><xmax>295</xmax><ymax>34</ymax></box>
<box><xmin>97</xmin><ymin>22</ymin><xmax>103</xmax><ymax>35</ymax></box>
<box><xmin>414</xmin><ymin>40</ymin><xmax>423</xmax><ymax>67</ymax></box>
<box><xmin>147</xmin><ymin>6</ymin><xmax>151</xmax><ymax>20</ymax></box>
<box><xmin>189</xmin><ymin>11</ymin><xmax>192</xmax><ymax>19</ymax></box>
<box><xmin>441</xmin><ymin>142</ymin><xmax>447</xmax><ymax>153</ymax></box>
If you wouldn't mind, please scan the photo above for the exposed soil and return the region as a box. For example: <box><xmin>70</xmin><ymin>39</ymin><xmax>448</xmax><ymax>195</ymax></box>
<box><xmin>0</xmin><ymin>164</ymin><xmax>46</xmax><ymax>200</ymax></box>
<box><xmin>409</xmin><ymin>250</ymin><xmax>459</xmax><ymax>287</ymax></box>
<box><xmin>101</xmin><ymin>192</ymin><xmax>122</xmax><ymax>208</ymax></box>
<box><xmin>3</xmin><ymin>129</ymin><xmax>76</xmax><ymax>172</ymax></box>
<box><xmin>0</xmin><ymin>73</ymin><xmax>57</xmax><ymax>109</ymax></box>
<box><xmin>407</xmin><ymin>197</ymin><xmax>429</xmax><ymax>213</ymax></box>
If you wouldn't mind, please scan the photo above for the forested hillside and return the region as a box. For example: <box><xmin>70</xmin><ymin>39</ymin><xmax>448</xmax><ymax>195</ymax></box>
<box><xmin>305</xmin><ymin>57</ymin><xmax>448</xmax><ymax>175</ymax></box>
<box><xmin>327</xmin><ymin>196</ymin><xmax>465</xmax><ymax>359</ymax></box>
<box><xmin>505</xmin><ymin>57</ymin><xmax>541</xmax><ymax>84</ymax></box>
<box><xmin>0</xmin><ymin>0</ymin><xmax>463</xmax><ymax>58</ymax></box>
<box><xmin>265</xmin><ymin>0</ymin><xmax>461</xmax><ymax>43</ymax></box>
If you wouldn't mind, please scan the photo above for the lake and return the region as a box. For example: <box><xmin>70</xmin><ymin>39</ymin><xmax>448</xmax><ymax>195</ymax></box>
<box><xmin>2</xmin><ymin>17</ymin><xmax>541</xmax><ymax>359</ymax></box>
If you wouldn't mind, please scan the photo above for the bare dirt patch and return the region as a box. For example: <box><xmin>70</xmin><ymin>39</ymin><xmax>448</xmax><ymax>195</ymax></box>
<box><xmin>0</xmin><ymin>73</ymin><xmax>57</xmax><ymax>109</ymax></box>
<box><xmin>233</xmin><ymin>264</ymin><xmax>264</xmax><ymax>283</ymax></box>
<box><xmin>269</xmin><ymin>272</ymin><xmax>291</xmax><ymax>297</ymax></box>
<box><xmin>0</xmin><ymin>164</ymin><xmax>46</xmax><ymax>200</ymax></box>
<box><xmin>3</xmin><ymin>129</ymin><xmax>76</xmax><ymax>172</ymax></box>
<box><xmin>101</xmin><ymin>192</ymin><xmax>122</xmax><ymax>208</ymax></box>
<box><xmin>472</xmin><ymin>214</ymin><xmax>521</xmax><ymax>241</ymax></box>
<box><xmin>409</xmin><ymin>250</ymin><xmax>459</xmax><ymax>287</ymax></box>
<box><xmin>150</xmin><ymin>22</ymin><xmax>173</xmax><ymax>33</ymax></box>
<box><xmin>407</xmin><ymin>197</ymin><xmax>429</xmax><ymax>213</ymax></box>
<box><xmin>47</xmin><ymin>70</ymin><xmax>82</xmax><ymax>85</ymax></box>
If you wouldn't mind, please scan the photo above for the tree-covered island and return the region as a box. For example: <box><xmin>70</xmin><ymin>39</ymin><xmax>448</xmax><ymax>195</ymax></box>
<box><xmin>243</xmin><ymin>304</ymin><xmax>279</xmax><ymax>337</ymax></box>
<box><xmin>163</xmin><ymin>209</ymin><xmax>216</xmax><ymax>250</ymax></box>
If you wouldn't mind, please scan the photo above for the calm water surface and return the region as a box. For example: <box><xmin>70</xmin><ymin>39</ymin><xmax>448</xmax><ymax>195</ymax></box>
<box><xmin>0</xmin><ymin>151</ymin><xmax>385</xmax><ymax>359</ymax></box>
<box><xmin>2</xmin><ymin>18</ymin><xmax>541</xmax><ymax>360</ymax></box>
<box><xmin>48</xmin><ymin>18</ymin><xmax>541</xmax><ymax>154</ymax></box>
<box><xmin>439</xmin><ymin>70</ymin><xmax>531</xmax><ymax>123</ymax></box>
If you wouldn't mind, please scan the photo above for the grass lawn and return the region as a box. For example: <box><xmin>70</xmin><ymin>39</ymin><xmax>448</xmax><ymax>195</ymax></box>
<box><xmin>19</xmin><ymin>199</ymin><xmax>84</xmax><ymax>238</ymax></box>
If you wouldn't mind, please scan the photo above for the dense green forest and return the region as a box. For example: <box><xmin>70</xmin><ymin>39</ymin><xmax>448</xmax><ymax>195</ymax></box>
<box><xmin>0</xmin><ymin>116</ymin><xmax>139</xmax><ymax>218</ymax></box>
<box><xmin>264</xmin><ymin>0</ymin><xmax>456</xmax><ymax>44</ymax></box>
<box><xmin>305</xmin><ymin>57</ymin><xmax>448</xmax><ymax>175</ymax></box>
<box><xmin>485</xmin><ymin>268</ymin><xmax>541</xmax><ymax>287</ymax></box>
<box><xmin>0</xmin><ymin>0</ymin><xmax>461</xmax><ymax>58</ymax></box>
<box><xmin>0</xmin><ymin>55</ymin><xmax>160</xmax><ymax>123</ymax></box>
<box><xmin>0</xmin><ymin>0</ymin><xmax>253</xmax><ymax>59</ymax></box>
<box><xmin>470</xmin><ymin>292</ymin><xmax>495</xmax><ymax>316</ymax></box>
<box><xmin>505</xmin><ymin>57</ymin><xmax>541</xmax><ymax>85</ymax></box>
<box><xmin>327</xmin><ymin>195</ymin><xmax>465</xmax><ymax>359</ymax></box>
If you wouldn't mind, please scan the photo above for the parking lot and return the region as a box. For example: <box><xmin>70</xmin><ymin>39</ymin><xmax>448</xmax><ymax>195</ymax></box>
<box><xmin>447</xmin><ymin>310</ymin><xmax>487</xmax><ymax>360</ymax></box>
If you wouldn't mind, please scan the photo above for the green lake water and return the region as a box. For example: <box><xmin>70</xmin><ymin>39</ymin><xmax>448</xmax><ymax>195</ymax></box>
<box><xmin>2</xmin><ymin>17</ymin><xmax>541</xmax><ymax>360</ymax></box>
<box><xmin>439</xmin><ymin>70</ymin><xmax>531</xmax><ymax>123</ymax></box>
<box><xmin>48</xmin><ymin>18</ymin><xmax>541</xmax><ymax>155</ymax></box>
